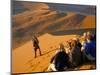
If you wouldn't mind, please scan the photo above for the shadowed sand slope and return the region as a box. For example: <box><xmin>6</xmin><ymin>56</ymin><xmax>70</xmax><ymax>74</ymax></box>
<box><xmin>12</xmin><ymin>1</ymin><xmax>96</xmax><ymax>15</ymax></box>
<box><xmin>12</xmin><ymin>10</ymin><xmax>95</xmax><ymax>49</ymax></box>
<box><xmin>12</xmin><ymin>1</ymin><xmax>96</xmax><ymax>49</ymax></box>
<box><xmin>12</xmin><ymin>1</ymin><xmax>50</xmax><ymax>15</ymax></box>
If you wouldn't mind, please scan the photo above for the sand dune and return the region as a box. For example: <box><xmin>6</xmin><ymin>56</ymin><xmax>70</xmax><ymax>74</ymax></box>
<box><xmin>12</xmin><ymin>1</ymin><xmax>96</xmax><ymax>16</ymax></box>
<box><xmin>12</xmin><ymin>9</ymin><xmax>95</xmax><ymax>49</ymax></box>
<box><xmin>12</xmin><ymin>1</ymin><xmax>50</xmax><ymax>15</ymax></box>
<box><xmin>12</xmin><ymin>33</ymin><xmax>95</xmax><ymax>73</ymax></box>
<box><xmin>12</xmin><ymin>33</ymin><xmax>77</xmax><ymax>73</ymax></box>
<box><xmin>12</xmin><ymin>10</ymin><xmax>57</xmax><ymax>32</ymax></box>
<box><xmin>12</xmin><ymin>1</ymin><xmax>96</xmax><ymax>74</ymax></box>
<box><xmin>22</xmin><ymin>2</ymin><xmax>50</xmax><ymax>10</ymax></box>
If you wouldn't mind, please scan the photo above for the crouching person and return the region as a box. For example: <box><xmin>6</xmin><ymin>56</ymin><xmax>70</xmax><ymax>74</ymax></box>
<box><xmin>68</xmin><ymin>39</ymin><xmax>82</xmax><ymax>67</ymax></box>
<box><xmin>82</xmin><ymin>33</ymin><xmax>96</xmax><ymax>62</ymax></box>
<box><xmin>47</xmin><ymin>44</ymin><xmax>70</xmax><ymax>71</ymax></box>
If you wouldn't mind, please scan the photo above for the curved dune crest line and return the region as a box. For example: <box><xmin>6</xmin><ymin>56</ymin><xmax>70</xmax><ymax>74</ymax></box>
<box><xmin>80</xmin><ymin>16</ymin><xmax>96</xmax><ymax>28</ymax></box>
<box><xmin>12</xmin><ymin>10</ymin><xmax>96</xmax><ymax>49</ymax></box>
<box><xmin>13</xmin><ymin>10</ymin><xmax>51</xmax><ymax>21</ymax></box>
<box><xmin>36</xmin><ymin>12</ymin><xmax>75</xmax><ymax>33</ymax></box>
<box><xmin>58</xmin><ymin>16</ymin><xmax>95</xmax><ymax>31</ymax></box>
<box><xmin>12</xmin><ymin>10</ymin><xmax>62</xmax><ymax>49</ymax></box>
<box><xmin>43</xmin><ymin>14</ymin><xmax>86</xmax><ymax>32</ymax></box>
<box><xmin>12</xmin><ymin>10</ymin><xmax>57</xmax><ymax>32</ymax></box>
<box><xmin>44</xmin><ymin>14</ymin><xmax>95</xmax><ymax>32</ymax></box>
<box><xmin>56</xmin><ymin>15</ymin><xmax>95</xmax><ymax>32</ymax></box>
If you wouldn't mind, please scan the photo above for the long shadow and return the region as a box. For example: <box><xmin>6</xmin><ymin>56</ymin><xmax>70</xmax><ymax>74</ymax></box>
<box><xmin>50</xmin><ymin>28</ymin><xmax>96</xmax><ymax>36</ymax></box>
<box><xmin>25</xmin><ymin>47</ymin><xmax>58</xmax><ymax>72</ymax></box>
<box><xmin>13</xmin><ymin>12</ymin><xmax>67</xmax><ymax>49</ymax></box>
<box><xmin>26</xmin><ymin>47</ymin><xmax>58</xmax><ymax>65</ymax></box>
<box><xmin>43</xmin><ymin>14</ymin><xmax>86</xmax><ymax>32</ymax></box>
<box><xmin>41</xmin><ymin>48</ymin><xmax>57</xmax><ymax>56</ymax></box>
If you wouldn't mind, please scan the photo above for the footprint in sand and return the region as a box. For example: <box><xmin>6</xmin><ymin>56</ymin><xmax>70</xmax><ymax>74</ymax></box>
<box><xmin>50</xmin><ymin>46</ymin><xmax>53</xmax><ymax>49</ymax></box>
<box><xmin>47</xmin><ymin>54</ymin><xmax>50</xmax><ymax>57</ymax></box>
<box><xmin>38</xmin><ymin>61</ymin><xmax>40</xmax><ymax>64</ymax></box>
<box><xmin>26</xmin><ymin>59</ymin><xmax>34</xmax><ymax>64</ymax></box>
<box><xmin>42</xmin><ymin>57</ymin><xmax>45</xmax><ymax>59</ymax></box>
<box><xmin>30</xmin><ymin>64</ymin><xmax>34</xmax><ymax>68</ymax></box>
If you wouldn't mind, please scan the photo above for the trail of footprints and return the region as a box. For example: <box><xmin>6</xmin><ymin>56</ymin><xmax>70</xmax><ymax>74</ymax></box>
<box><xmin>25</xmin><ymin>45</ymin><xmax>57</xmax><ymax>72</ymax></box>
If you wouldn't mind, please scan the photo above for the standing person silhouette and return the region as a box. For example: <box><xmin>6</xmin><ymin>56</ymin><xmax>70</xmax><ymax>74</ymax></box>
<box><xmin>32</xmin><ymin>33</ymin><xmax>42</xmax><ymax>58</ymax></box>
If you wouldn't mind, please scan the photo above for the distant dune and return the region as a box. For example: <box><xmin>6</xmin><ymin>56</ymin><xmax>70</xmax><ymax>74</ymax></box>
<box><xmin>22</xmin><ymin>2</ymin><xmax>50</xmax><ymax>10</ymax></box>
<box><xmin>12</xmin><ymin>9</ymin><xmax>95</xmax><ymax>49</ymax></box>
<box><xmin>12</xmin><ymin>1</ymin><xmax>96</xmax><ymax>15</ymax></box>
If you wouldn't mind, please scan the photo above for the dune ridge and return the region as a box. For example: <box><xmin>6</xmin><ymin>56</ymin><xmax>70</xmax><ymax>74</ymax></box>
<box><xmin>12</xmin><ymin>9</ymin><xmax>95</xmax><ymax>49</ymax></box>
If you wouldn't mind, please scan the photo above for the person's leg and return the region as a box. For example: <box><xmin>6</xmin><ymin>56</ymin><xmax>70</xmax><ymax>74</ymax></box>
<box><xmin>82</xmin><ymin>50</ymin><xmax>90</xmax><ymax>62</ymax></box>
<box><xmin>47</xmin><ymin>64</ymin><xmax>57</xmax><ymax>71</ymax></box>
<box><xmin>82</xmin><ymin>50</ymin><xmax>86</xmax><ymax>62</ymax></box>
<box><xmin>38</xmin><ymin>47</ymin><xmax>42</xmax><ymax>56</ymax></box>
<box><xmin>86</xmin><ymin>54</ymin><xmax>95</xmax><ymax>62</ymax></box>
<box><xmin>34</xmin><ymin>48</ymin><xmax>37</xmax><ymax>58</ymax></box>
<box><xmin>47</xmin><ymin>64</ymin><xmax>52</xmax><ymax>71</ymax></box>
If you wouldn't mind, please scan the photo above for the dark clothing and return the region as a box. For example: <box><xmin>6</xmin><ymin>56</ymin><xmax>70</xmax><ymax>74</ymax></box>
<box><xmin>69</xmin><ymin>46</ymin><xmax>81</xmax><ymax>67</ymax></box>
<box><xmin>34</xmin><ymin>47</ymin><xmax>41</xmax><ymax>58</ymax></box>
<box><xmin>32</xmin><ymin>36</ymin><xmax>39</xmax><ymax>47</ymax></box>
<box><xmin>84</xmin><ymin>41</ymin><xmax>96</xmax><ymax>58</ymax></box>
<box><xmin>32</xmin><ymin>36</ymin><xmax>41</xmax><ymax>58</ymax></box>
<box><xmin>77</xmin><ymin>42</ymin><xmax>82</xmax><ymax>49</ymax></box>
<box><xmin>51</xmin><ymin>51</ymin><xmax>70</xmax><ymax>71</ymax></box>
<box><xmin>33</xmin><ymin>40</ymin><xmax>40</xmax><ymax>49</ymax></box>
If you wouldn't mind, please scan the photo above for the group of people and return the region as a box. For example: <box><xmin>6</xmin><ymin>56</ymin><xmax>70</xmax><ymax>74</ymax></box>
<box><xmin>47</xmin><ymin>31</ymin><xmax>96</xmax><ymax>71</ymax></box>
<box><xmin>31</xmin><ymin>31</ymin><xmax>96</xmax><ymax>71</ymax></box>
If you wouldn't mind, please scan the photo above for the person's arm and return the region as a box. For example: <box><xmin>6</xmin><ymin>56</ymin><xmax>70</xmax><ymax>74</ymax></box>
<box><xmin>86</xmin><ymin>54</ymin><xmax>95</xmax><ymax>61</ymax></box>
<box><xmin>50</xmin><ymin>56</ymin><xmax>55</xmax><ymax>63</ymax></box>
<box><xmin>81</xmin><ymin>42</ymin><xmax>86</xmax><ymax>52</ymax></box>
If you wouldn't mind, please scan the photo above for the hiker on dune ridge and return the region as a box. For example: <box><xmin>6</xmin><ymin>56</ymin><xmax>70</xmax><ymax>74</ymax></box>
<box><xmin>32</xmin><ymin>33</ymin><xmax>42</xmax><ymax>58</ymax></box>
